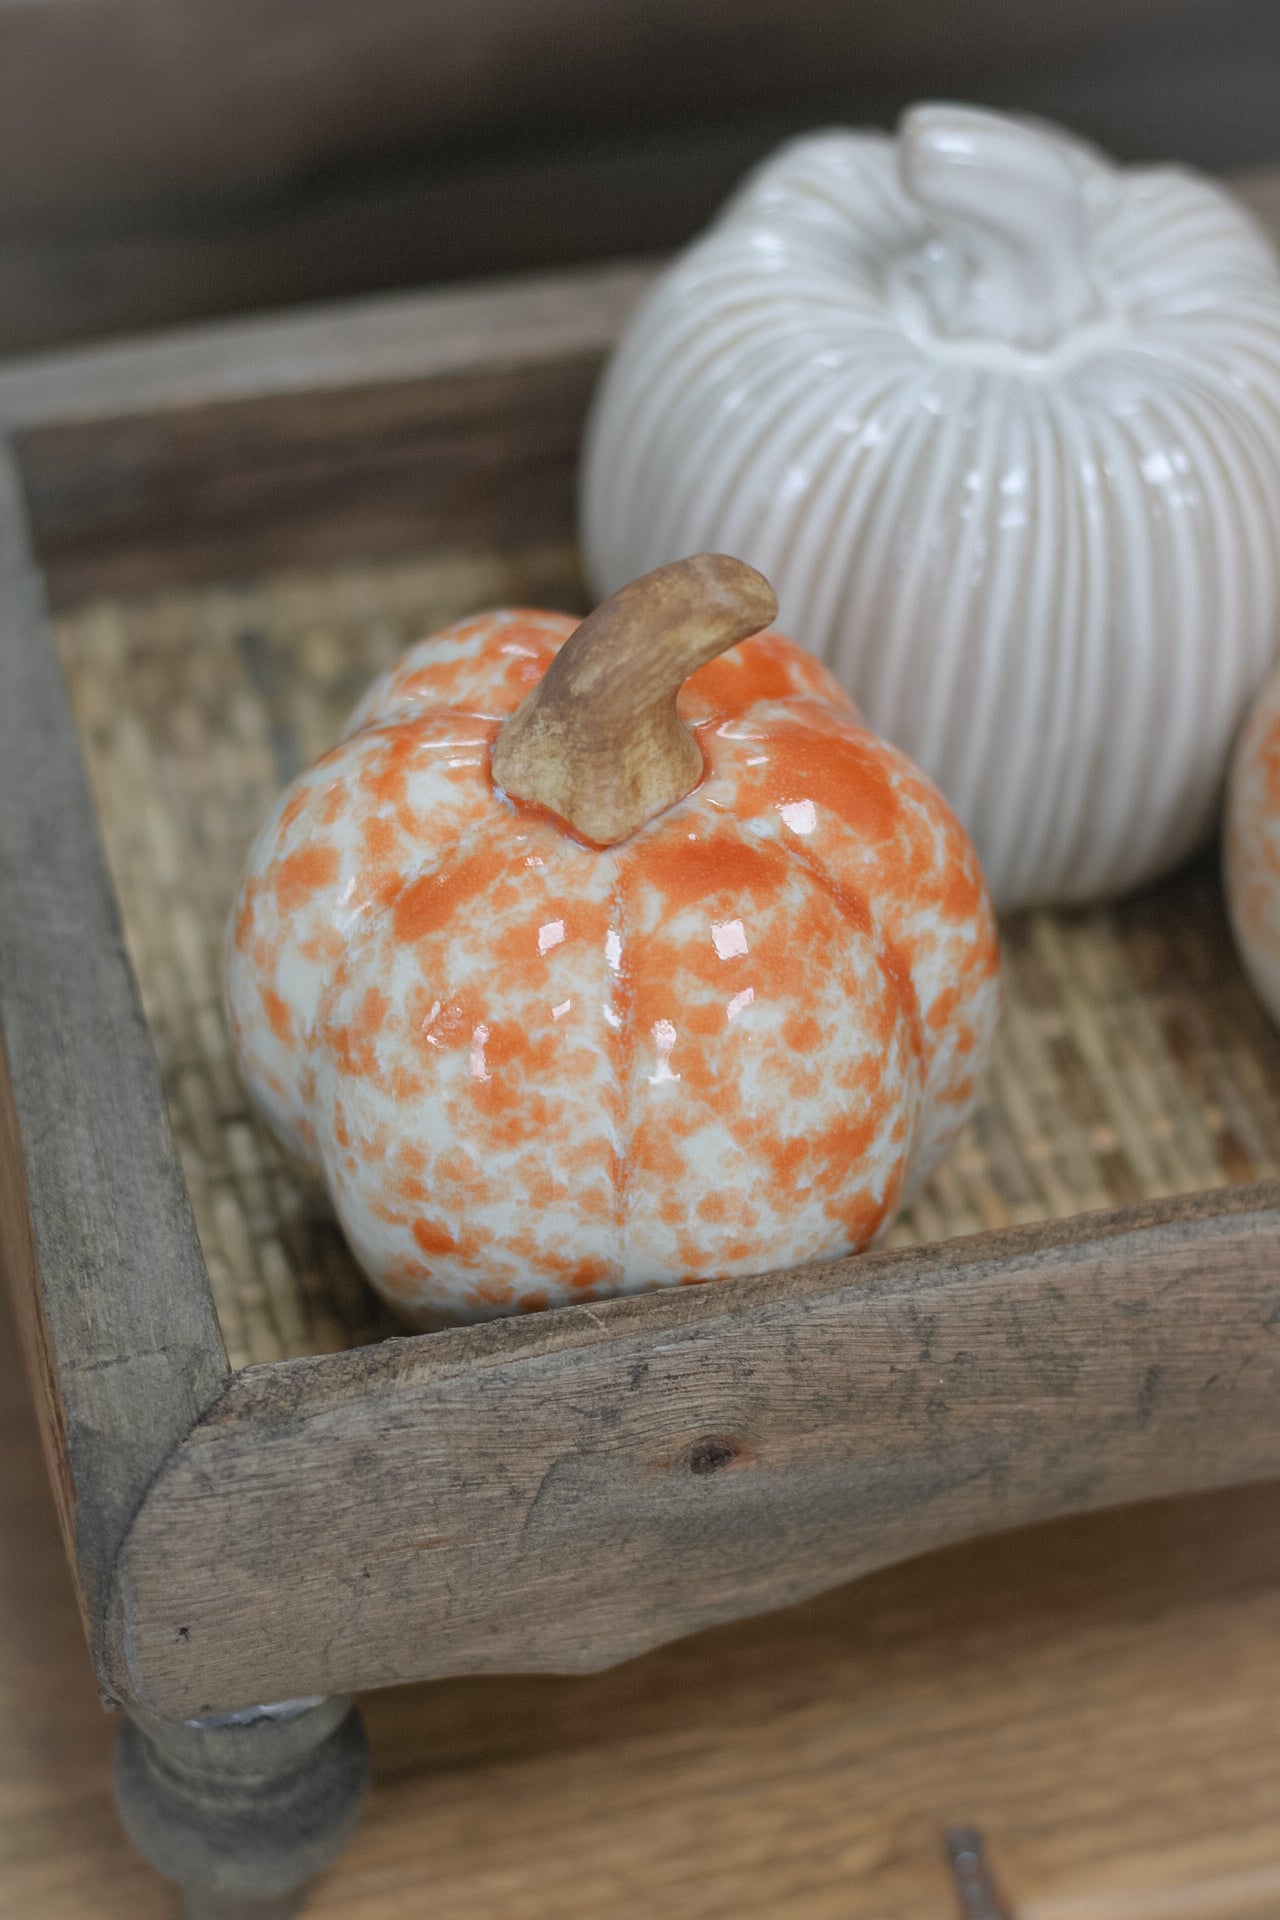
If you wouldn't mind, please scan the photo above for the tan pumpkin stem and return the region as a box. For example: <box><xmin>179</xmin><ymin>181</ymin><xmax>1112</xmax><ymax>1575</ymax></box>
<box><xmin>491</xmin><ymin>554</ymin><xmax>778</xmax><ymax>846</ymax></box>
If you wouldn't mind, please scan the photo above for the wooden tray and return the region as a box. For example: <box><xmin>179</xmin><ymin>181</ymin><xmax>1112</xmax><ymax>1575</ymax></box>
<box><xmin>3</xmin><ymin>201</ymin><xmax>1280</xmax><ymax>1908</ymax></box>
<box><xmin>54</xmin><ymin>558</ymin><xmax>1280</xmax><ymax>1375</ymax></box>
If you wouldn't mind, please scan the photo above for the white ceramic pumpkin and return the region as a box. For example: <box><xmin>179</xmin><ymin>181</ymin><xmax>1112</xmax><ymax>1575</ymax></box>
<box><xmin>581</xmin><ymin>103</ymin><xmax>1280</xmax><ymax>908</ymax></box>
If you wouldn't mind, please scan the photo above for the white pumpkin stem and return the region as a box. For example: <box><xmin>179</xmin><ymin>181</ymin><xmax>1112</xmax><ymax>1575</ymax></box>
<box><xmin>491</xmin><ymin>554</ymin><xmax>777</xmax><ymax>846</ymax></box>
<box><xmin>898</xmin><ymin>103</ymin><xmax>1103</xmax><ymax>351</ymax></box>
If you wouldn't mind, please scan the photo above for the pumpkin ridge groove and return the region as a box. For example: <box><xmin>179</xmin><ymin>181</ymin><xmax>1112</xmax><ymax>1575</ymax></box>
<box><xmin>769</xmin><ymin>826</ymin><xmax>928</xmax><ymax>1102</ymax></box>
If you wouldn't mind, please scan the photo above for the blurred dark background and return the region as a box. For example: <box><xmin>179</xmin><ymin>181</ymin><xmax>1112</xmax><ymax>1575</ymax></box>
<box><xmin>3</xmin><ymin>0</ymin><xmax>1279</xmax><ymax>357</ymax></box>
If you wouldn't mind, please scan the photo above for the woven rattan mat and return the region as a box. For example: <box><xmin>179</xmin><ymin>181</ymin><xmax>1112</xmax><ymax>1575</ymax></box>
<box><xmin>55</xmin><ymin>546</ymin><xmax>1280</xmax><ymax>1369</ymax></box>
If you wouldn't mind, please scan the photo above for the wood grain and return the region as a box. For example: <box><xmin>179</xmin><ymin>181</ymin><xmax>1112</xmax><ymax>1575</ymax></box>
<box><xmin>0</xmin><ymin>263</ymin><xmax>655</xmax><ymax>432</ymax></box>
<box><xmin>0</xmin><ymin>437</ymin><xmax>228</xmax><ymax>1697</ymax></box>
<box><xmin>114</xmin><ymin>1186</ymin><xmax>1280</xmax><ymax>1718</ymax></box>
<box><xmin>0</xmin><ymin>263</ymin><xmax>650</xmax><ymax>607</ymax></box>
<box><xmin>18</xmin><ymin>358</ymin><xmax>608</xmax><ymax>609</ymax></box>
<box><xmin>0</xmin><ymin>0</ymin><xmax>1277</xmax><ymax>355</ymax></box>
<box><xmin>5</xmin><ymin>1261</ymin><xmax>1280</xmax><ymax>1920</ymax></box>
<box><xmin>339</xmin><ymin>1482</ymin><xmax>1280</xmax><ymax>1920</ymax></box>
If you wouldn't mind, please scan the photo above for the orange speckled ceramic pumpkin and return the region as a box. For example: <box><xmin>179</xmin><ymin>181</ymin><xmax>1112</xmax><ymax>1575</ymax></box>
<box><xmin>226</xmin><ymin>556</ymin><xmax>998</xmax><ymax>1326</ymax></box>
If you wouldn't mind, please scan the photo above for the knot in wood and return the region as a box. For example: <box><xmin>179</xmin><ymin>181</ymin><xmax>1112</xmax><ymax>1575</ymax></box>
<box><xmin>683</xmin><ymin>1434</ymin><xmax>741</xmax><ymax>1476</ymax></box>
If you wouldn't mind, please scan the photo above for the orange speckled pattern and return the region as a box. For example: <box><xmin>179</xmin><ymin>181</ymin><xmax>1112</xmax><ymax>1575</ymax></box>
<box><xmin>226</xmin><ymin>608</ymin><xmax>999</xmax><ymax>1325</ymax></box>
<box><xmin>1226</xmin><ymin>662</ymin><xmax>1280</xmax><ymax>1022</ymax></box>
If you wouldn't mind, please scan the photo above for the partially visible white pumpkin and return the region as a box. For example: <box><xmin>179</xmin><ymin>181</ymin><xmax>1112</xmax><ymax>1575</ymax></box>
<box><xmin>1225</xmin><ymin>661</ymin><xmax>1280</xmax><ymax>1023</ymax></box>
<box><xmin>581</xmin><ymin>103</ymin><xmax>1280</xmax><ymax>908</ymax></box>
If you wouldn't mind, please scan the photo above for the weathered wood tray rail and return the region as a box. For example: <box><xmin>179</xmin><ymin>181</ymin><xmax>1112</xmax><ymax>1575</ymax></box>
<box><xmin>2</xmin><ymin>183</ymin><xmax>1280</xmax><ymax>1910</ymax></box>
<box><xmin>115</xmin><ymin>1193</ymin><xmax>1280</xmax><ymax>1717</ymax></box>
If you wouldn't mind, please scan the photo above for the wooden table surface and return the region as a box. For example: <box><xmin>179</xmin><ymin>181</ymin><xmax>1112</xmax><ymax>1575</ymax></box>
<box><xmin>3</xmin><ymin>1259</ymin><xmax>1280</xmax><ymax>1920</ymax></box>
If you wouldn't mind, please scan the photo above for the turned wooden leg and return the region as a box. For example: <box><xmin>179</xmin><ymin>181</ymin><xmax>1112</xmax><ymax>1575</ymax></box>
<box><xmin>112</xmin><ymin>1694</ymin><xmax>369</xmax><ymax>1918</ymax></box>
